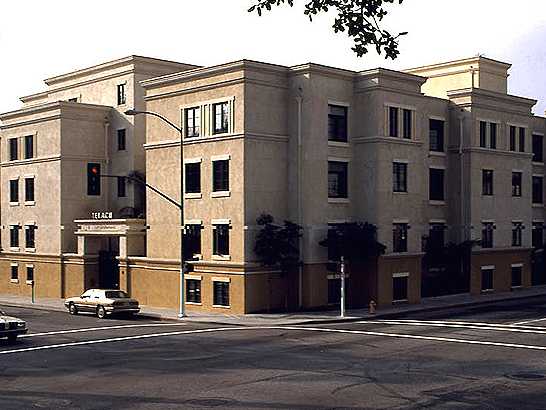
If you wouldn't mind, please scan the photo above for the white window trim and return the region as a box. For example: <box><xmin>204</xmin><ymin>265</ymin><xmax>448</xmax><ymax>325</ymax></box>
<box><xmin>511</xmin><ymin>263</ymin><xmax>524</xmax><ymax>268</ymax></box>
<box><xmin>212</xmin><ymin>219</ymin><xmax>231</xmax><ymax>225</ymax></box>
<box><xmin>328</xmin><ymin>156</ymin><xmax>350</xmax><ymax>163</ymax></box>
<box><xmin>481</xmin><ymin>265</ymin><xmax>495</xmax><ymax>270</ymax></box>
<box><xmin>184</xmin><ymin>157</ymin><xmax>202</xmax><ymax>164</ymax></box>
<box><xmin>393</xmin><ymin>219</ymin><xmax>409</xmax><ymax>224</ymax></box>
<box><xmin>392</xmin><ymin>272</ymin><xmax>409</xmax><ymax>278</ymax></box>
<box><xmin>185</xmin><ymin>219</ymin><xmax>203</xmax><ymax>225</ymax></box>
<box><xmin>393</xmin><ymin>158</ymin><xmax>409</xmax><ymax>164</ymax></box>
<box><xmin>185</xmin><ymin>193</ymin><xmax>202</xmax><ymax>199</ymax></box>
<box><xmin>429</xmin><ymin>219</ymin><xmax>447</xmax><ymax>224</ymax></box>
<box><xmin>328</xmin><ymin>141</ymin><xmax>350</xmax><ymax>148</ymax></box>
<box><xmin>429</xmin><ymin>165</ymin><xmax>446</xmax><ymax>170</ymax></box>
<box><xmin>212</xmin><ymin>277</ymin><xmax>231</xmax><ymax>283</ymax></box>
<box><xmin>211</xmin><ymin>191</ymin><xmax>230</xmax><ymax>198</ymax></box>
<box><xmin>428</xmin><ymin>115</ymin><xmax>446</xmax><ymax>122</ymax></box>
<box><xmin>328</xmin><ymin>100</ymin><xmax>350</xmax><ymax>107</ymax></box>
<box><xmin>532</xmin><ymin>173</ymin><xmax>544</xmax><ymax>178</ymax></box>
<box><xmin>185</xmin><ymin>274</ymin><xmax>202</xmax><ymax>281</ymax></box>
<box><xmin>328</xmin><ymin>198</ymin><xmax>350</xmax><ymax>204</ymax></box>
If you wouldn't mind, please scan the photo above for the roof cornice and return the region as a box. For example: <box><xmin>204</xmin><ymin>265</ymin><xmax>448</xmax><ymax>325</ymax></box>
<box><xmin>447</xmin><ymin>87</ymin><xmax>537</xmax><ymax>107</ymax></box>
<box><xmin>357</xmin><ymin>67</ymin><xmax>427</xmax><ymax>85</ymax></box>
<box><xmin>0</xmin><ymin>101</ymin><xmax>111</xmax><ymax>122</ymax></box>
<box><xmin>405</xmin><ymin>55</ymin><xmax>512</xmax><ymax>74</ymax></box>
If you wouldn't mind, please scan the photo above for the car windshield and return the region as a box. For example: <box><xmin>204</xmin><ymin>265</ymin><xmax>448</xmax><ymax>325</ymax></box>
<box><xmin>105</xmin><ymin>291</ymin><xmax>129</xmax><ymax>299</ymax></box>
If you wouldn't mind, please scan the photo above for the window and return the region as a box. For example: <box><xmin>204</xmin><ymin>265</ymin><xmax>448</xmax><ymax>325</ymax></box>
<box><xmin>512</xmin><ymin>223</ymin><xmax>522</xmax><ymax>247</ymax></box>
<box><xmin>482</xmin><ymin>170</ymin><xmax>493</xmax><ymax>196</ymax></box>
<box><xmin>213</xmin><ymin>102</ymin><xmax>229</xmax><ymax>134</ymax></box>
<box><xmin>11</xmin><ymin>265</ymin><xmax>18</xmax><ymax>281</ymax></box>
<box><xmin>117</xmin><ymin>129</ymin><xmax>126</xmax><ymax>151</ymax></box>
<box><xmin>25</xmin><ymin>225</ymin><xmax>36</xmax><ymax>249</ymax></box>
<box><xmin>185</xmin><ymin>162</ymin><xmax>201</xmax><ymax>194</ymax></box>
<box><xmin>24</xmin><ymin>135</ymin><xmax>34</xmax><ymax>159</ymax></box>
<box><xmin>9</xmin><ymin>138</ymin><xmax>18</xmax><ymax>161</ymax></box>
<box><xmin>328</xmin><ymin>161</ymin><xmax>348</xmax><ymax>198</ymax></box>
<box><xmin>510</xmin><ymin>126</ymin><xmax>517</xmax><ymax>151</ymax></box>
<box><xmin>10</xmin><ymin>225</ymin><xmax>19</xmax><ymax>248</ymax></box>
<box><xmin>479</xmin><ymin>121</ymin><xmax>487</xmax><ymax>148</ymax></box>
<box><xmin>117</xmin><ymin>83</ymin><xmax>126</xmax><ymax>105</ymax></box>
<box><xmin>489</xmin><ymin>123</ymin><xmax>497</xmax><ymax>149</ymax></box>
<box><xmin>184</xmin><ymin>224</ymin><xmax>202</xmax><ymax>260</ymax></box>
<box><xmin>481</xmin><ymin>268</ymin><xmax>494</xmax><ymax>291</ymax></box>
<box><xmin>213</xmin><ymin>224</ymin><xmax>230</xmax><ymax>256</ymax></box>
<box><xmin>533</xmin><ymin>222</ymin><xmax>544</xmax><ymax>248</ymax></box>
<box><xmin>212</xmin><ymin>159</ymin><xmax>229</xmax><ymax>192</ymax></box>
<box><xmin>26</xmin><ymin>265</ymin><xmax>34</xmax><ymax>282</ymax></box>
<box><xmin>393</xmin><ymin>162</ymin><xmax>407</xmax><ymax>193</ymax></box>
<box><xmin>10</xmin><ymin>179</ymin><xmax>19</xmax><ymax>203</ymax></box>
<box><xmin>213</xmin><ymin>281</ymin><xmax>230</xmax><ymax>307</ymax></box>
<box><xmin>117</xmin><ymin>176</ymin><xmax>126</xmax><ymax>198</ymax></box>
<box><xmin>481</xmin><ymin>223</ymin><xmax>494</xmax><ymax>248</ymax></box>
<box><xmin>512</xmin><ymin>172</ymin><xmax>522</xmax><ymax>197</ymax></box>
<box><xmin>186</xmin><ymin>279</ymin><xmax>201</xmax><ymax>303</ymax></box>
<box><xmin>388</xmin><ymin>107</ymin><xmax>398</xmax><ymax>138</ymax></box>
<box><xmin>533</xmin><ymin>134</ymin><xmax>543</xmax><ymax>162</ymax></box>
<box><xmin>328</xmin><ymin>105</ymin><xmax>347</xmax><ymax>142</ymax></box>
<box><xmin>185</xmin><ymin>107</ymin><xmax>201</xmax><ymax>138</ymax></box>
<box><xmin>519</xmin><ymin>127</ymin><xmax>526</xmax><ymax>152</ymax></box>
<box><xmin>511</xmin><ymin>266</ymin><xmax>522</xmax><ymax>288</ymax></box>
<box><xmin>429</xmin><ymin>168</ymin><xmax>444</xmax><ymax>201</ymax></box>
<box><xmin>393</xmin><ymin>223</ymin><xmax>408</xmax><ymax>253</ymax></box>
<box><xmin>429</xmin><ymin>119</ymin><xmax>444</xmax><ymax>152</ymax></box>
<box><xmin>402</xmin><ymin>109</ymin><xmax>412</xmax><ymax>139</ymax></box>
<box><xmin>24</xmin><ymin>177</ymin><xmax>35</xmax><ymax>203</ymax></box>
<box><xmin>87</xmin><ymin>163</ymin><xmax>101</xmax><ymax>196</ymax></box>
<box><xmin>533</xmin><ymin>176</ymin><xmax>543</xmax><ymax>204</ymax></box>
<box><xmin>429</xmin><ymin>223</ymin><xmax>445</xmax><ymax>248</ymax></box>
<box><xmin>392</xmin><ymin>273</ymin><xmax>409</xmax><ymax>302</ymax></box>
<box><xmin>68</xmin><ymin>97</ymin><xmax>78</xmax><ymax>103</ymax></box>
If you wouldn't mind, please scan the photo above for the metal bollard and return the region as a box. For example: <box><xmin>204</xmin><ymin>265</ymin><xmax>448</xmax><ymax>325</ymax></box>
<box><xmin>369</xmin><ymin>300</ymin><xmax>376</xmax><ymax>315</ymax></box>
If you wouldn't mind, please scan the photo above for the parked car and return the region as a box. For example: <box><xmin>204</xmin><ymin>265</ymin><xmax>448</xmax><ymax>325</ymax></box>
<box><xmin>64</xmin><ymin>289</ymin><xmax>140</xmax><ymax>319</ymax></box>
<box><xmin>0</xmin><ymin>309</ymin><xmax>28</xmax><ymax>344</ymax></box>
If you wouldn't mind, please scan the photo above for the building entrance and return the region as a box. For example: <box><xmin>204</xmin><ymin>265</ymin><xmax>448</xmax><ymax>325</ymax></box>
<box><xmin>99</xmin><ymin>250</ymin><xmax>120</xmax><ymax>289</ymax></box>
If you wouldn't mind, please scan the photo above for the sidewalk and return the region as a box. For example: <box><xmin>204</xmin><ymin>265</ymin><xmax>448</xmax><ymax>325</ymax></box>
<box><xmin>1</xmin><ymin>285</ymin><xmax>546</xmax><ymax>326</ymax></box>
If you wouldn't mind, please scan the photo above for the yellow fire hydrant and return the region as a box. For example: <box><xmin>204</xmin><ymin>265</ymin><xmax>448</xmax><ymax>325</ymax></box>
<box><xmin>369</xmin><ymin>300</ymin><xmax>377</xmax><ymax>315</ymax></box>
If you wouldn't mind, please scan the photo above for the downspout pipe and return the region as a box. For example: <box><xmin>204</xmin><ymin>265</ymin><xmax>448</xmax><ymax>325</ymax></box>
<box><xmin>296</xmin><ymin>93</ymin><xmax>303</xmax><ymax>309</ymax></box>
<box><xmin>458</xmin><ymin>110</ymin><xmax>465</xmax><ymax>242</ymax></box>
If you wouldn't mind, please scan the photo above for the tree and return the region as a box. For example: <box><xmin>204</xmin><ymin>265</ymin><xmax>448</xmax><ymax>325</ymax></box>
<box><xmin>319</xmin><ymin>222</ymin><xmax>386</xmax><ymax>262</ymax></box>
<box><xmin>248</xmin><ymin>0</ymin><xmax>407</xmax><ymax>59</ymax></box>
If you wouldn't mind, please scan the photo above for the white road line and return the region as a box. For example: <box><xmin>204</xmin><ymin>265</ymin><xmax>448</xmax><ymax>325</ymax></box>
<box><xmin>367</xmin><ymin>319</ymin><xmax>546</xmax><ymax>331</ymax></box>
<box><xmin>21</xmin><ymin>323</ymin><xmax>187</xmax><ymax>338</ymax></box>
<box><xmin>2</xmin><ymin>325</ymin><xmax>546</xmax><ymax>356</ymax></box>
<box><xmin>511</xmin><ymin>318</ymin><xmax>546</xmax><ymax>326</ymax></box>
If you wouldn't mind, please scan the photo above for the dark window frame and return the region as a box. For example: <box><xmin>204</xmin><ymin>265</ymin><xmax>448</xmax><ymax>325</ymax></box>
<box><xmin>489</xmin><ymin>123</ymin><xmax>497</xmax><ymax>149</ymax></box>
<box><xmin>512</xmin><ymin>223</ymin><xmax>523</xmax><ymax>247</ymax></box>
<box><xmin>533</xmin><ymin>134</ymin><xmax>544</xmax><ymax>163</ymax></box>
<box><xmin>185</xmin><ymin>106</ymin><xmax>201</xmax><ymax>138</ymax></box>
<box><xmin>117</xmin><ymin>176</ymin><xmax>126</xmax><ymax>198</ymax></box>
<box><xmin>26</xmin><ymin>265</ymin><xmax>34</xmax><ymax>282</ymax></box>
<box><xmin>429</xmin><ymin>223</ymin><xmax>446</xmax><ymax>248</ymax></box>
<box><xmin>479</xmin><ymin>121</ymin><xmax>487</xmax><ymax>148</ymax></box>
<box><xmin>9</xmin><ymin>138</ymin><xmax>18</xmax><ymax>161</ymax></box>
<box><xmin>482</xmin><ymin>170</ymin><xmax>494</xmax><ymax>196</ymax></box>
<box><xmin>117</xmin><ymin>83</ymin><xmax>126</xmax><ymax>105</ymax></box>
<box><xmin>533</xmin><ymin>176</ymin><xmax>543</xmax><ymax>204</ymax></box>
<box><xmin>212</xmin><ymin>159</ymin><xmax>229</xmax><ymax>192</ymax></box>
<box><xmin>512</xmin><ymin>172</ymin><xmax>522</xmax><ymax>197</ymax></box>
<box><xmin>185</xmin><ymin>162</ymin><xmax>201</xmax><ymax>194</ymax></box>
<box><xmin>510</xmin><ymin>126</ymin><xmax>517</xmax><ymax>151</ymax></box>
<box><xmin>511</xmin><ymin>266</ymin><xmax>522</xmax><ymax>288</ymax></box>
<box><xmin>533</xmin><ymin>222</ymin><xmax>544</xmax><ymax>248</ymax></box>
<box><xmin>213</xmin><ymin>102</ymin><xmax>229</xmax><ymax>135</ymax></box>
<box><xmin>481</xmin><ymin>268</ymin><xmax>494</xmax><ymax>291</ymax></box>
<box><xmin>186</xmin><ymin>279</ymin><xmax>201</xmax><ymax>303</ymax></box>
<box><xmin>402</xmin><ymin>109</ymin><xmax>412</xmax><ymax>140</ymax></box>
<box><xmin>328</xmin><ymin>104</ymin><xmax>348</xmax><ymax>142</ymax></box>
<box><xmin>184</xmin><ymin>224</ymin><xmax>202</xmax><ymax>260</ymax></box>
<box><xmin>393</xmin><ymin>162</ymin><xmax>408</xmax><ymax>193</ymax></box>
<box><xmin>10</xmin><ymin>225</ymin><xmax>20</xmax><ymax>248</ymax></box>
<box><xmin>25</xmin><ymin>177</ymin><xmax>35</xmax><ymax>202</ymax></box>
<box><xmin>392</xmin><ymin>275</ymin><xmax>409</xmax><ymax>302</ymax></box>
<box><xmin>11</xmin><ymin>265</ymin><xmax>18</xmax><ymax>281</ymax></box>
<box><xmin>24</xmin><ymin>135</ymin><xmax>34</xmax><ymax>159</ymax></box>
<box><xmin>519</xmin><ymin>127</ymin><xmax>526</xmax><ymax>152</ymax></box>
<box><xmin>481</xmin><ymin>223</ymin><xmax>494</xmax><ymax>248</ymax></box>
<box><xmin>117</xmin><ymin>129</ymin><xmax>126</xmax><ymax>151</ymax></box>
<box><xmin>9</xmin><ymin>179</ymin><xmax>19</xmax><ymax>203</ymax></box>
<box><xmin>25</xmin><ymin>225</ymin><xmax>36</xmax><ymax>249</ymax></box>
<box><xmin>213</xmin><ymin>224</ymin><xmax>230</xmax><ymax>256</ymax></box>
<box><xmin>429</xmin><ymin>119</ymin><xmax>445</xmax><ymax>152</ymax></box>
<box><xmin>388</xmin><ymin>107</ymin><xmax>399</xmax><ymax>138</ymax></box>
<box><xmin>429</xmin><ymin>168</ymin><xmax>445</xmax><ymax>201</ymax></box>
<box><xmin>213</xmin><ymin>281</ymin><xmax>230</xmax><ymax>307</ymax></box>
<box><xmin>328</xmin><ymin>161</ymin><xmax>348</xmax><ymax>198</ymax></box>
<box><xmin>393</xmin><ymin>223</ymin><xmax>408</xmax><ymax>253</ymax></box>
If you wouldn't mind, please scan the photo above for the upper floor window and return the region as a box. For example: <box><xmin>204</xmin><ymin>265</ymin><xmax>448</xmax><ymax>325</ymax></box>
<box><xmin>117</xmin><ymin>84</ymin><xmax>126</xmax><ymax>105</ymax></box>
<box><xmin>328</xmin><ymin>105</ymin><xmax>348</xmax><ymax>142</ymax></box>
<box><xmin>429</xmin><ymin>223</ymin><xmax>446</xmax><ymax>248</ymax></box>
<box><xmin>388</xmin><ymin>107</ymin><xmax>399</xmax><ymax>138</ymax></box>
<box><xmin>10</xmin><ymin>225</ymin><xmax>20</xmax><ymax>248</ymax></box>
<box><xmin>213</xmin><ymin>102</ymin><xmax>229</xmax><ymax>134</ymax></box>
<box><xmin>25</xmin><ymin>177</ymin><xmax>35</xmax><ymax>202</ymax></box>
<box><xmin>117</xmin><ymin>129</ymin><xmax>126</xmax><ymax>151</ymax></box>
<box><xmin>24</xmin><ymin>135</ymin><xmax>34</xmax><ymax>159</ymax></box>
<box><xmin>533</xmin><ymin>176</ymin><xmax>543</xmax><ymax>204</ymax></box>
<box><xmin>429</xmin><ymin>119</ymin><xmax>444</xmax><ymax>152</ymax></box>
<box><xmin>186</xmin><ymin>279</ymin><xmax>201</xmax><ymax>303</ymax></box>
<box><xmin>328</xmin><ymin>161</ymin><xmax>348</xmax><ymax>198</ymax></box>
<box><xmin>429</xmin><ymin>168</ymin><xmax>445</xmax><ymax>201</ymax></box>
<box><xmin>519</xmin><ymin>127</ymin><xmax>526</xmax><ymax>152</ymax></box>
<box><xmin>212</xmin><ymin>159</ymin><xmax>229</xmax><ymax>192</ymax></box>
<box><xmin>213</xmin><ymin>224</ymin><xmax>230</xmax><ymax>256</ymax></box>
<box><xmin>185</xmin><ymin>107</ymin><xmax>201</xmax><ymax>138</ymax></box>
<box><xmin>9</xmin><ymin>138</ymin><xmax>18</xmax><ymax>161</ymax></box>
<box><xmin>479</xmin><ymin>121</ymin><xmax>487</xmax><ymax>148</ymax></box>
<box><xmin>9</xmin><ymin>179</ymin><xmax>18</xmax><ymax>203</ymax></box>
<box><xmin>184</xmin><ymin>224</ymin><xmax>202</xmax><ymax>260</ymax></box>
<box><xmin>25</xmin><ymin>225</ymin><xmax>36</xmax><ymax>249</ymax></box>
<box><xmin>510</xmin><ymin>126</ymin><xmax>517</xmax><ymax>151</ymax></box>
<box><xmin>479</xmin><ymin>121</ymin><xmax>497</xmax><ymax>149</ymax></box>
<box><xmin>512</xmin><ymin>172</ymin><xmax>522</xmax><ymax>197</ymax></box>
<box><xmin>402</xmin><ymin>109</ymin><xmax>412</xmax><ymax>139</ymax></box>
<box><xmin>482</xmin><ymin>170</ymin><xmax>493</xmax><ymax>196</ymax></box>
<box><xmin>117</xmin><ymin>176</ymin><xmax>126</xmax><ymax>198</ymax></box>
<box><xmin>533</xmin><ymin>222</ymin><xmax>544</xmax><ymax>248</ymax></box>
<box><xmin>489</xmin><ymin>123</ymin><xmax>497</xmax><ymax>149</ymax></box>
<box><xmin>185</xmin><ymin>162</ymin><xmax>201</xmax><ymax>194</ymax></box>
<box><xmin>213</xmin><ymin>281</ymin><xmax>230</xmax><ymax>307</ymax></box>
<box><xmin>393</xmin><ymin>162</ymin><xmax>407</xmax><ymax>193</ymax></box>
<box><xmin>393</xmin><ymin>223</ymin><xmax>408</xmax><ymax>253</ymax></box>
<box><xmin>533</xmin><ymin>134</ymin><xmax>543</xmax><ymax>163</ymax></box>
<box><xmin>482</xmin><ymin>222</ymin><xmax>494</xmax><ymax>248</ymax></box>
<box><xmin>512</xmin><ymin>222</ymin><xmax>523</xmax><ymax>247</ymax></box>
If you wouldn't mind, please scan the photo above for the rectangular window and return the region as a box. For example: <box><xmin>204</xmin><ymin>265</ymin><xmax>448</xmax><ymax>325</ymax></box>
<box><xmin>117</xmin><ymin>84</ymin><xmax>126</xmax><ymax>105</ymax></box>
<box><xmin>533</xmin><ymin>176</ymin><xmax>543</xmax><ymax>204</ymax></box>
<box><xmin>10</xmin><ymin>179</ymin><xmax>19</xmax><ymax>203</ymax></box>
<box><xmin>388</xmin><ymin>107</ymin><xmax>398</xmax><ymax>138</ymax></box>
<box><xmin>328</xmin><ymin>161</ymin><xmax>348</xmax><ymax>198</ymax></box>
<box><xmin>213</xmin><ymin>224</ymin><xmax>230</xmax><ymax>256</ymax></box>
<box><xmin>481</xmin><ymin>223</ymin><xmax>494</xmax><ymax>248</ymax></box>
<box><xmin>533</xmin><ymin>222</ymin><xmax>544</xmax><ymax>248</ymax></box>
<box><xmin>429</xmin><ymin>119</ymin><xmax>444</xmax><ymax>152</ymax></box>
<box><xmin>117</xmin><ymin>129</ymin><xmax>126</xmax><ymax>151</ymax></box>
<box><xmin>482</xmin><ymin>170</ymin><xmax>493</xmax><ymax>196</ymax></box>
<box><xmin>185</xmin><ymin>107</ymin><xmax>201</xmax><ymax>138</ymax></box>
<box><xmin>533</xmin><ymin>134</ymin><xmax>543</xmax><ymax>162</ymax></box>
<box><xmin>11</xmin><ymin>265</ymin><xmax>18</xmax><ymax>281</ymax></box>
<box><xmin>184</xmin><ymin>224</ymin><xmax>202</xmax><ymax>260</ymax></box>
<box><xmin>511</xmin><ymin>266</ymin><xmax>522</xmax><ymax>288</ymax></box>
<box><xmin>25</xmin><ymin>178</ymin><xmax>34</xmax><ymax>202</ymax></box>
<box><xmin>509</xmin><ymin>126</ymin><xmax>516</xmax><ymax>151</ymax></box>
<box><xmin>429</xmin><ymin>168</ymin><xmax>445</xmax><ymax>201</ymax></box>
<box><xmin>24</xmin><ymin>135</ymin><xmax>34</xmax><ymax>159</ymax></box>
<box><xmin>512</xmin><ymin>172</ymin><xmax>522</xmax><ymax>197</ymax></box>
<box><xmin>402</xmin><ymin>109</ymin><xmax>412</xmax><ymax>139</ymax></box>
<box><xmin>10</xmin><ymin>226</ymin><xmax>19</xmax><ymax>248</ymax></box>
<box><xmin>26</xmin><ymin>266</ymin><xmax>34</xmax><ymax>282</ymax></box>
<box><xmin>393</xmin><ymin>223</ymin><xmax>408</xmax><ymax>253</ymax></box>
<box><xmin>9</xmin><ymin>138</ymin><xmax>18</xmax><ymax>161</ymax></box>
<box><xmin>512</xmin><ymin>223</ymin><xmax>522</xmax><ymax>247</ymax></box>
<box><xmin>117</xmin><ymin>176</ymin><xmax>126</xmax><ymax>198</ymax></box>
<box><xmin>489</xmin><ymin>123</ymin><xmax>497</xmax><ymax>149</ymax></box>
<box><xmin>213</xmin><ymin>281</ymin><xmax>230</xmax><ymax>307</ymax></box>
<box><xmin>25</xmin><ymin>225</ymin><xmax>36</xmax><ymax>249</ymax></box>
<box><xmin>186</xmin><ymin>279</ymin><xmax>201</xmax><ymax>303</ymax></box>
<box><xmin>185</xmin><ymin>162</ymin><xmax>201</xmax><ymax>194</ymax></box>
<box><xmin>479</xmin><ymin>121</ymin><xmax>487</xmax><ymax>148</ymax></box>
<box><xmin>393</xmin><ymin>162</ymin><xmax>408</xmax><ymax>193</ymax></box>
<box><xmin>519</xmin><ymin>127</ymin><xmax>526</xmax><ymax>152</ymax></box>
<box><xmin>212</xmin><ymin>159</ymin><xmax>229</xmax><ymax>192</ymax></box>
<box><xmin>328</xmin><ymin>105</ymin><xmax>348</xmax><ymax>142</ymax></box>
<box><xmin>481</xmin><ymin>268</ymin><xmax>494</xmax><ymax>291</ymax></box>
<box><xmin>392</xmin><ymin>273</ymin><xmax>409</xmax><ymax>302</ymax></box>
<box><xmin>213</xmin><ymin>102</ymin><xmax>229</xmax><ymax>134</ymax></box>
<box><xmin>429</xmin><ymin>223</ymin><xmax>445</xmax><ymax>248</ymax></box>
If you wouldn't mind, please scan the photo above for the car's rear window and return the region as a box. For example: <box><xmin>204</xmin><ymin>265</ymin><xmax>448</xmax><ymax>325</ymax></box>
<box><xmin>105</xmin><ymin>291</ymin><xmax>129</xmax><ymax>299</ymax></box>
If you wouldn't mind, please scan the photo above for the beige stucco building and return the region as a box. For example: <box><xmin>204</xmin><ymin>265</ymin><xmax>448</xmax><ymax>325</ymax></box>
<box><xmin>1</xmin><ymin>55</ymin><xmax>545</xmax><ymax>314</ymax></box>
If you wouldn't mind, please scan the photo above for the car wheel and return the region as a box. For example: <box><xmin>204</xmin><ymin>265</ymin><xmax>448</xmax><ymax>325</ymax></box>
<box><xmin>68</xmin><ymin>303</ymin><xmax>78</xmax><ymax>315</ymax></box>
<box><xmin>96</xmin><ymin>305</ymin><xmax>107</xmax><ymax>319</ymax></box>
<box><xmin>7</xmin><ymin>334</ymin><xmax>17</xmax><ymax>344</ymax></box>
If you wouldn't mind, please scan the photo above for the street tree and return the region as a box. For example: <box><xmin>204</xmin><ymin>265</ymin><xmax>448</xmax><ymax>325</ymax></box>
<box><xmin>319</xmin><ymin>222</ymin><xmax>386</xmax><ymax>263</ymax></box>
<box><xmin>248</xmin><ymin>0</ymin><xmax>407</xmax><ymax>59</ymax></box>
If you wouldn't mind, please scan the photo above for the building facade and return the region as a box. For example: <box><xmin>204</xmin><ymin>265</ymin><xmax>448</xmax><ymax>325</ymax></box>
<box><xmin>0</xmin><ymin>55</ymin><xmax>545</xmax><ymax>314</ymax></box>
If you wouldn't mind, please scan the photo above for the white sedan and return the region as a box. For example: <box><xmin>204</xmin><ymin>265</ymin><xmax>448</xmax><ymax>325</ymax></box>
<box><xmin>0</xmin><ymin>309</ymin><xmax>27</xmax><ymax>344</ymax></box>
<box><xmin>64</xmin><ymin>289</ymin><xmax>140</xmax><ymax>319</ymax></box>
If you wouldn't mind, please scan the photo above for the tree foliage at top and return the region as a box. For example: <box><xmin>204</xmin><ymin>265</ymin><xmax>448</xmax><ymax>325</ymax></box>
<box><xmin>254</xmin><ymin>214</ymin><xmax>302</xmax><ymax>271</ymax></box>
<box><xmin>248</xmin><ymin>0</ymin><xmax>407</xmax><ymax>59</ymax></box>
<box><xmin>319</xmin><ymin>222</ymin><xmax>386</xmax><ymax>262</ymax></box>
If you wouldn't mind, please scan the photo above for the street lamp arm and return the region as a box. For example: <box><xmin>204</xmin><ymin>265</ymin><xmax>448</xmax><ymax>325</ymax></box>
<box><xmin>125</xmin><ymin>109</ymin><xmax>183</xmax><ymax>134</ymax></box>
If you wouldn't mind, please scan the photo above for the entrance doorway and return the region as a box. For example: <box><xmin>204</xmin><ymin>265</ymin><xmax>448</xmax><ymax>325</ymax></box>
<box><xmin>98</xmin><ymin>237</ymin><xmax>120</xmax><ymax>289</ymax></box>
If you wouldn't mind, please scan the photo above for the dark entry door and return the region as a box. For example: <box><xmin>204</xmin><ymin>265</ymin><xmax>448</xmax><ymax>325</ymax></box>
<box><xmin>99</xmin><ymin>251</ymin><xmax>119</xmax><ymax>289</ymax></box>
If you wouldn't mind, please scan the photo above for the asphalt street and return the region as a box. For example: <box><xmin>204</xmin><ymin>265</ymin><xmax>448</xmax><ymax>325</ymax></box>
<box><xmin>2</xmin><ymin>298</ymin><xmax>546</xmax><ymax>409</ymax></box>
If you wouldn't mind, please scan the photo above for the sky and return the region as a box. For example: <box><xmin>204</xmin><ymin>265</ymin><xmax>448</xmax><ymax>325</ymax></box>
<box><xmin>1</xmin><ymin>0</ymin><xmax>545</xmax><ymax>115</ymax></box>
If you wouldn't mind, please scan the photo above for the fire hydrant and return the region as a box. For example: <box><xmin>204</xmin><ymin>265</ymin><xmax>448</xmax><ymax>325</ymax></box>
<box><xmin>369</xmin><ymin>300</ymin><xmax>377</xmax><ymax>315</ymax></box>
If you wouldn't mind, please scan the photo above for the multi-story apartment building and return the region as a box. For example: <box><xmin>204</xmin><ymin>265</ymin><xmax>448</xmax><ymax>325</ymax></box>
<box><xmin>1</xmin><ymin>55</ymin><xmax>544</xmax><ymax>314</ymax></box>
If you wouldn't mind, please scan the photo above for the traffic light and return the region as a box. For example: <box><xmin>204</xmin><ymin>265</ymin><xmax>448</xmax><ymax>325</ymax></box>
<box><xmin>87</xmin><ymin>163</ymin><xmax>101</xmax><ymax>196</ymax></box>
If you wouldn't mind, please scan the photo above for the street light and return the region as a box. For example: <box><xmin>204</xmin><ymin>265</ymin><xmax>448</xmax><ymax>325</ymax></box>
<box><xmin>125</xmin><ymin>108</ymin><xmax>186</xmax><ymax>319</ymax></box>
